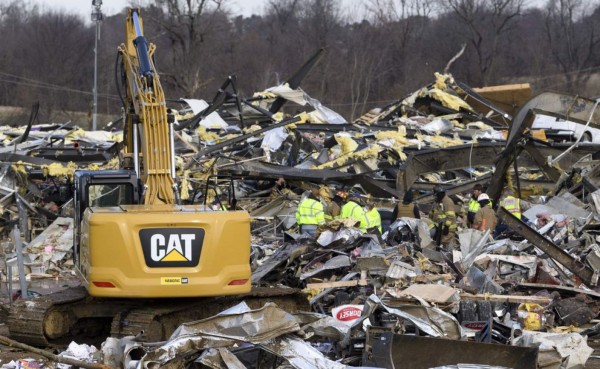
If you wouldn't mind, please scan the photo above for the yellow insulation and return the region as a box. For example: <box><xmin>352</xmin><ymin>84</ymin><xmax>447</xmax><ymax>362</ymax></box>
<box><xmin>315</xmin><ymin>144</ymin><xmax>381</xmax><ymax>169</ymax></box>
<box><xmin>335</xmin><ymin>135</ymin><xmax>359</xmax><ymax>155</ymax></box>
<box><xmin>197</xmin><ymin>127</ymin><xmax>220</xmax><ymax>141</ymax></box>
<box><xmin>428</xmin><ymin>88</ymin><xmax>473</xmax><ymax>111</ymax></box>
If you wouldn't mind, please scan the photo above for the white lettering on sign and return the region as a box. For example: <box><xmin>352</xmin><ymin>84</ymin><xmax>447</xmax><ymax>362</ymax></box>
<box><xmin>150</xmin><ymin>234</ymin><xmax>196</xmax><ymax>262</ymax></box>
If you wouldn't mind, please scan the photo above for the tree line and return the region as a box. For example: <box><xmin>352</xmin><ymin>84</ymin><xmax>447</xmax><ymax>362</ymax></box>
<box><xmin>0</xmin><ymin>0</ymin><xmax>599</xmax><ymax>126</ymax></box>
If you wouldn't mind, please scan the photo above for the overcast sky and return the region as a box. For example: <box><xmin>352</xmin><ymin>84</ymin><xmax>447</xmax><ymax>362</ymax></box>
<box><xmin>30</xmin><ymin>0</ymin><xmax>546</xmax><ymax>22</ymax></box>
<box><xmin>30</xmin><ymin>0</ymin><xmax>290</xmax><ymax>19</ymax></box>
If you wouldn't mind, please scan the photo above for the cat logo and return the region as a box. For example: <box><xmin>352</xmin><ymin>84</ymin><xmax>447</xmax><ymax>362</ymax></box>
<box><xmin>151</xmin><ymin>234</ymin><xmax>194</xmax><ymax>262</ymax></box>
<box><xmin>140</xmin><ymin>228</ymin><xmax>204</xmax><ymax>267</ymax></box>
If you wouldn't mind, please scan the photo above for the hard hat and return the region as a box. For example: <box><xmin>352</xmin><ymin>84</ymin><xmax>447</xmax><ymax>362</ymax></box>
<box><xmin>336</xmin><ymin>191</ymin><xmax>347</xmax><ymax>200</ymax></box>
<box><xmin>477</xmin><ymin>193</ymin><xmax>490</xmax><ymax>201</ymax></box>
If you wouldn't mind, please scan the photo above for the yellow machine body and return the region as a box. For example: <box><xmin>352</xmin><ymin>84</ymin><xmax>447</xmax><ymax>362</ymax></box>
<box><xmin>79</xmin><ymin>205</ymin><xmax>251</xmax><ymax>298</ymax></box>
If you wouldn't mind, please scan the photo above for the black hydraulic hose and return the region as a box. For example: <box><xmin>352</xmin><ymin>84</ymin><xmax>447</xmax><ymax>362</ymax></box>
<box><xmin>115</xmin><ymin>52</ymin><xmax>126</xmax><ymax>109</ymax></box>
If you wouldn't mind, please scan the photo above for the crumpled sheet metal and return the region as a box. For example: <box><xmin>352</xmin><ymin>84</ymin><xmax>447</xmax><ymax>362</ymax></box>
<box><xmin>260</xmin><ymin>335</ymin><xmax>349</xmax><ymax>369</ymax></box>
<box><xmin>458</xmin><ymin>228</ymin><xmax>490</xmax><ymax>270</ymax></box>
<box><xmin>257</xmin><ymin>83</ymin><xmax>346</xmax><ymax>124</ymax></box>
<box><xmin>514</xmin><ymin>331</ymin><xmax>593</xmax><ymax>369</ymax></box>
<box><xmin>294</xmin><ymin>311</ymin><xmax>351</xmax><ymax>341</ymax></box>
<box><xmin>195</xmin><ymin>348</ymin><xmax>247</xmax><ymax>369</ymax></box>
<box><xmin>300</xmin><ymin>255</ymin><xmax>352</xmax><ymax>280</ymax></box>
<box><xmin>351</xmin><ymin>295</ymin><xmax>464</xmax><ymax>340</ymax></box>
<box><xmin>316</xmin><ymin>228</ymin><xmax>363</xmax><ymax>248</ymax></box>
<box><xmin>135</xmin><ymin>302</ymin><xmax>300</xmax><ymax>369</ymax></box>
<box><xmin>170</xmin><ymin>301</ymin><xmax>299</xmax><ymax>341</ymax></box>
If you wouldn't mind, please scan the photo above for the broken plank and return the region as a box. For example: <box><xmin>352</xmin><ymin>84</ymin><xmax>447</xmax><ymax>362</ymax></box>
<box><xmin>517</xmin><ymin>282</ymin><xmax>600</xmax><ymax>299</ymax></box>
<box><xmin>409</xmin><ymin>274</ymin><xmax>454</xmax><ymax>282</ymax></box>
<box><xmin>460</xmin><ymin>293</ymin><xmax>552</xmax><ymax>305</ymax></box>
<box><xmin>306</xmin><ymin>280</ymin><xmax>361</xmax><ymax>289</ymax></box>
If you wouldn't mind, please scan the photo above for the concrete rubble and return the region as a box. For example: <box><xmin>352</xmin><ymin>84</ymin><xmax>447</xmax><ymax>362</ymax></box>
<box><xmin>3</xmin><ymin>72</ymin><xmax>600</xmax><ymax>368</ymax></box>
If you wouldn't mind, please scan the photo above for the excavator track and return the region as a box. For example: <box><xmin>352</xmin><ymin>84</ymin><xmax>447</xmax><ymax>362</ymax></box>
<box><xmin>8</xmin><ymin>287</ymin><xmax>308</xmax><ymax>346</ymax></box>
<box><xmin>111</xmin><ymin>287</ymin><xmax>310</xmax><ymax>341</ymax></box>
<box><xmin>8</xmin><ymin>287</ymin><xmax>89</xmax><ymax>347</ymax></box>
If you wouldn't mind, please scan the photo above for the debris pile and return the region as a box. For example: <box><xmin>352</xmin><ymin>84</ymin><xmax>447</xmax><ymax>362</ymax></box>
<box><xmin>3</xmin><ymin>69</ymin><xmax>600</xmax><ymax>369</ymax></box>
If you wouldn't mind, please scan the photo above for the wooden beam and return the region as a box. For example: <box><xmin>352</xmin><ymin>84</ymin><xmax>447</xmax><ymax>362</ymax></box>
<box><xmin>460</xmin><ymin>293</ymin><xmax>552</xmax><ymax>305</ymax></box>
<box><xmin>306</xmin><ymin>280</ymin><xmax>367</xmax><ymax>289</ymax></box>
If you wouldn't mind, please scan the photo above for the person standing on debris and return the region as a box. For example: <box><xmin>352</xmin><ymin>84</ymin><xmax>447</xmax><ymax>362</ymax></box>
<box><xmin>341</xmin><ymin>193</ymin><xmax>366</xmax><ymax>230</ymax></box>
<box><xmin>364</xmin><ymin>202</ymin><xmax>382</xmax><ymax>233</ymax></box>
<box><xmin>392</xmin><ymin>189</ymin><xmax>420</xmax><ymax>219</ymax></box>
<box><xmin>494</xmin><ymin>188</ymin><xmax>531</xmax><ymax>238</ymax></box>
<box><xmin>429</xmin><ymin>185</ymin><xmax>458</xmax><ymax>246</ymax></box>
<box><xmin>295</xmin><ymin>188</ymin><xmax>325</xmax><ymax>236</ymax></box>
<box><xmin>472</xmin><ymin>193</ymin><xmax>497</xmax><ymax>232</ymax></box>
<box><xmin>467</xmin><ymin>184</ymin><xmax>484</xmax><ymax>226</ymax></box>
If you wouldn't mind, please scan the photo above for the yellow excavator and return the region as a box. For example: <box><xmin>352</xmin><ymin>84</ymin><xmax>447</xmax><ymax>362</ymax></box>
<box><xmin>8</xmin><ymin>9</ymin><xmax>301</xmax><ymax>346</ymax></box>
<box><xmin>78</xmin><ymin>8</ymin><xmax>251</xmax><ymax>298</ymax></box>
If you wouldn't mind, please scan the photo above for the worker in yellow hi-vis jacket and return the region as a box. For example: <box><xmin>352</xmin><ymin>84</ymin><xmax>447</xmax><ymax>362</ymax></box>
<box><xmin>296</xmin><ymin>188</ymin><xmax>325</xmax><ymax>236</ymax></box>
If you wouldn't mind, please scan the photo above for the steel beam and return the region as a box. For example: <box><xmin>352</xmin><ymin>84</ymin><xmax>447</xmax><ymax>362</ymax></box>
<box><xmin>498</xmin><ymin>207</ymin><xmax>597</xmax><ymax>287</ymax></box>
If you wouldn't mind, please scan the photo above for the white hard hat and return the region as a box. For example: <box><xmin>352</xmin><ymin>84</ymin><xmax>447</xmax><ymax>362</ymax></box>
<box><xmin>477</xmin><ymin>193</ymin><xmax>490</xmax><ymax>201</ymax></box>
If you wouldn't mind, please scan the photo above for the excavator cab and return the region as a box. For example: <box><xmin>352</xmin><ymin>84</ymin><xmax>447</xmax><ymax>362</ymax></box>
<box><xmin>72</xmin><ymin>170</ymin><xmax>139</xmax><ymax>266</ymax></box>
<box><xmin>73</xmin><ymin>168</ymin><xmax>251</xmax><ymax>298</ymax></box>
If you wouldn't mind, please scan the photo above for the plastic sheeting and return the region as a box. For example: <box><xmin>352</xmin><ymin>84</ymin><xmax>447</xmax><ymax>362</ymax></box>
<box><xmin>515</xmin><ymin>331</ymin><xmax>593</xmax><ymax>368</ymax></box>
<box><xmin>261</xmin><ymin>126</ymin><xmax>289</xmax><ymax>152</ymax></box>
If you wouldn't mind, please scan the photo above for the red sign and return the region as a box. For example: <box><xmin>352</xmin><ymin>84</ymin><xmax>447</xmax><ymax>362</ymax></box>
<box><xmin>336</xmin><ymin>306</ymin><xmax>363</xmax><ymax>321</ymax></box>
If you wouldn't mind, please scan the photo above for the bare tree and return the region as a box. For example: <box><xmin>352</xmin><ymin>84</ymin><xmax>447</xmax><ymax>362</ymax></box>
<box><xmin>441</xmin><ymin>0</ymin><xmax>524</xmax><ymax>85</ymax></box>
<box><xmin>343</xmin><ymin>22</ymin><xmax>391</xmax><ymax>120</ymax></box>
<box><xmin>149</xmin><ymin>0</ymin><xmax>228</xmax><ymax>97</ymax></box>
<box><xmin>364</xmin><ymin>0</ymin><xmax>435</xmax><ymax>94</ymax></box>
<box><xmin>543</xmin><ymin>0</ymin><xmax>600</xmax><ymax>92</ymax></box>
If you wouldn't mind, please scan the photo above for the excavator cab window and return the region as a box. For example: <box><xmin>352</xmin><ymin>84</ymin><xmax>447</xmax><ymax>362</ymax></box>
<box><xmin>88</xmin><ymin>184</ymin><xmax>134</xmax><ymax>208</ymax></box>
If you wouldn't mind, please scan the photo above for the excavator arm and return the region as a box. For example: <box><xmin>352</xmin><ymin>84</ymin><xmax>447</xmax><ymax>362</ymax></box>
<box><xmin>118</xmin><ymin>8</ymin><xmax>176</xmax><ymax>205</ymax></box>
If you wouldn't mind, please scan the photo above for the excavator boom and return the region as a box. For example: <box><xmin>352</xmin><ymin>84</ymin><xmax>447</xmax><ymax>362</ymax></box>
<box><xmin>119</xmin><ymin>8</ymin><xmax>175</xmax><ymax>205</ymax></box>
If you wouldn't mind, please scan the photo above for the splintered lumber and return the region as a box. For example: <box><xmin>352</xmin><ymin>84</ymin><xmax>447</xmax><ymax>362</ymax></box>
<box><xmin>460</xmin><ymin>293</ymin><xmax>552</xmax><ymax>305</ymax></box>
<box><xmin>307</xmin><ymin>280</ymin><xmax>361</xmax><ymax>289</ymax></box>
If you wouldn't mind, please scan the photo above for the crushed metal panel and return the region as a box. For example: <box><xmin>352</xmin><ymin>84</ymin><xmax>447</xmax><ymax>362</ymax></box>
<box><xmin>396</xmin><ymin>143</ymin><xmax>505</xmax><ymax>193</ymax></box>
<box><xmin>364</xmin><ymin>332</ymin><xmax>537</xmax><ymax>369</ymax></box>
